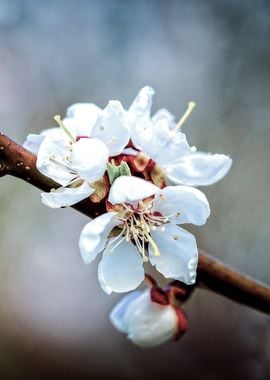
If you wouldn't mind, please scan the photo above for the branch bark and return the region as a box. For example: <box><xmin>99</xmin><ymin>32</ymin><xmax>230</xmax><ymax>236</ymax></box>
<box><xmin>1</xmin><ymin>133</ymin><xmax>270</xmax><ymax>314</ymax></box>
<box><xmin>197</xmin><ymin>250</ymin><xmax>270</xmax><ymax>313</ymax></box>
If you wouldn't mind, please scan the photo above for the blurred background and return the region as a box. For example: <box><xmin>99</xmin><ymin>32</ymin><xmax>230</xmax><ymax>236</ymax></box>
<box><xmin>0</xmin><ymin>0</ymin><xmax>269</xmax><ymax>379</ymax></box>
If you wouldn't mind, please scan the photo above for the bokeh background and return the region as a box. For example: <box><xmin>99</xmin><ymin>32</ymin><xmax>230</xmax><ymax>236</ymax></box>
<box><xmin>0</xmin><ymin>0</ymin><xmax>269</xmax><ymax>379</ymax></box>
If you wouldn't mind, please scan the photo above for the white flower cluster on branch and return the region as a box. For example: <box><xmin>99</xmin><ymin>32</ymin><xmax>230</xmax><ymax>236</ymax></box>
<box><xmin>24</xmin><ymin>86</ymin><xmax>232</xmax><ymax>347</ymax></box>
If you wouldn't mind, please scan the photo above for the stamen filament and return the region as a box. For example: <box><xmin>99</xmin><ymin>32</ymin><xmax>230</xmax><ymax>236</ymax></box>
<box><xmin>50</xmin><ymin>156</ymin><xmax>73</xmax><ymax>171</ymax></box>
<box><xmin>54</xmin><ymin>115</ymin><xmax>76</xmax><ymax>143</ymax></box>
<box><xmin>109</xmin><ymin>236</ymin><xmax>126</xmax><ymax>253</ymax></box>
<box><xmin>144</xmin><ymin>231</ymin><xmax>160</xmax><ymax>256</ymax></box>
<box><xmin>109</xmin><ymin>226</ymin><xmax>127</xmax><ymax>244</ymax></box>
<box><xmin>176</xmin><ymin>102</ymin><xmax>196</xmax><ymax>129</ymax></box>
<box><xmin>115</xmin><ymin>200</ymin><xmax>172</xmax><ymax>260</ymax></box>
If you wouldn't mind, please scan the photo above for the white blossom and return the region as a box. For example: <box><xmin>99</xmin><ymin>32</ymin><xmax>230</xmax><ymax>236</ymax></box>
<box><xmin>24</xmin><ymin>100</ymin><xmax>130</xmax><ymax>157</ymax></box>
<box><xmin>24</xmin><ymin>86</ymin><xmax>232</xmax><ymax>190</ymax></box>
<box><xmin>60</xmin><ymin>99</ymin><xmax>130</xmax><ymax>156</ymax></box>
<box><xmin>24</xmin><ymin>113</ymin><xmax>110</xmax><ymax>208</ymax></box>
<box><xmin>128</xmin><ymin>86</ymin><xmax>232</xmax><ymax>186</ymax></box>
<box><xmin>110</xmin><ymin>288</ymin><xmax>186</xmax><ymax>347</ymax></box>
<box><xmin>37</xmin><ymin>134</ymin><xmax>109</xmax><ymax>208</ymax></box>
<box><xmin>79</xmin><ymin>176</ymin><xmax>210</xmax><ymax>294</ymax></box>
<box><xmin>23</xmin><ymin>99</ymin><xmax>131</xmax><ymax>208</ymax></box>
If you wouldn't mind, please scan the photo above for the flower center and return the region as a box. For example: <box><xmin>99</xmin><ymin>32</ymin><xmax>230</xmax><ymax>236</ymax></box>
<box><xmin>110</xmin><ymin>199</ymin><xmax>169</xmax><ymax>261</ymax></box>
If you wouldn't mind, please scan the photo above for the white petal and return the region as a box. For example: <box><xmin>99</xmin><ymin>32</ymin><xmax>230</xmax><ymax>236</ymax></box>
<box><xmin>167</xmin><ymin>152</ymin><xmax>232</xmax><ymax>186</ymax></box>
<box><xmin>131</xmin><ymin>118</ymin><xmax>192</xmax><ymax>166</ymax></box>
<box><xmin>66</xmin><ymin>102</ymin><xmax>100</xmax><ymax>119</ymax></box>
<box><xmin>41</xmin><ymin>127</ymin><xmax>64</xmax><ymax>139</ymax></box>
<box><xmin>70</xmin><ymin>138</ymin><xmax>109</xmax><ymax>183</ymax></box>
<box><xmin>61</xmin><ymin>117</ymin><xmax>90</xmax><ymax>138</ymax></box>
<box><xmin>64</xmin><ymin>103</ymin><xmax>100</xmax><ymax>136</ymax></box>
<box><xmin>41</xmin><ymin>181</ymin><xmax>94</xmax><ymax>208</ymax></box>
<box><xmin>79</xmin><ymin>212</ymin><xmax>120</xmax><ymax>264</ymax></box>
<box><xmin>109</xmin><ymin>291</ymin><xmax>143</xmax><ymax>333</ymax></box>
<box><xmin>108</xmin><ymin>176</ymin><xmax>159</xmax><ymax>206</ymax></box>
<box><xmin>152</xmin><ymin>108</ymin><xmax>176</xmax><ymax>129</ymax></box>
<box><xmin>98</xmin><ymin>240</ymin><xmax>144</xmax><ymax>294</ymax></box>
<box><xmin>91</xmin><ymin>101</ymin><xmax>130</xmax><ymax>156</ymax></box>
<box><xmin>129</xmin><ymin>116</ymin><xmax>153</xmax><ymax>153</ymax></box>
<box><xmin>153</xmin><ymin>186</ymin><xmax>210</xmax><ymax>226</ymax></box>
<box><xmin>36</xmin><ymin>136</ymin><xmax>76</xmax><ymax>186</ymax></box>
<box><xmin>122</xmin><ymin>289</ymin><xmax>178</xmax><ymax>347</ymax></box>
<box><xmin>23</xmin><ymin>134</ymin><xmax>45</xmax><ymax>155</ymax></box>
<box><xmin>128</xmin><ymin>87</ymin><xmax>155</xmax><ymax>153</ymax></box>
<box><xmin>128</xmin><ymin>86</ymin><xmax>155</xmax><ymax>118</ymax></box>
<box><xmin>149</xmin><ymin>224</ymin><xmax>198</xmax><ymax>285</ymax></box>
<box><xmin>24</xmin><ymin>128</ymin><xmax>68</xmax><ymax>154</ymax></box>
<box><xmin>148</xmin><ymin>120</ymin><xmax>193</xmax><ymax>166</ymax></box>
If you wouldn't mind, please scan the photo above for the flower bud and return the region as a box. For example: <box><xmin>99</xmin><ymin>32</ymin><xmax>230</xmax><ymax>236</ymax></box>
<box><xmin>110</xmin><ymin>288</ymin><xmax>188</xmax><ymax>348</ymax></box>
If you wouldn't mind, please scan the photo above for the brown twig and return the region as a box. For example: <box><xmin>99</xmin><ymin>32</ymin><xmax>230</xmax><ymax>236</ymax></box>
<box><xmin>0</xmin><ymin>133</ymin><xmax>270</xmax><ymax>314</ymax></box>
<box><xmin>197</xmin><ymin>250</ymin><xmax>270</xmax><ymax>313</ymax></box>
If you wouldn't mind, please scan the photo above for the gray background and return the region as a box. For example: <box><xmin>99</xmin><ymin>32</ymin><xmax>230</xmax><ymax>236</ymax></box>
<box><xmin>0</xmin><ymin>0</ymin><xmax>269</xmax><ymax>379</ymax></box>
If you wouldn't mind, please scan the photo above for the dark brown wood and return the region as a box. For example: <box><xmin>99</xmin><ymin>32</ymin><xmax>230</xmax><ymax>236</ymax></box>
<box><xmin>197</xmin><ymin>250</ymin><xmax>270</xmax><ymax>314</ymax></box>
<box><xmin>1</xmin><ymin>133</ymin><xmax>270</xmax><ymax>314</ymax></box>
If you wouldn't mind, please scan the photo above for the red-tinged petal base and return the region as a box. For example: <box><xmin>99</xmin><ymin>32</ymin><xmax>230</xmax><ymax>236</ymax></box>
<box><xmin>111</xmin><ymin>152</ymin><xmax>150</xmax><ymax>174</ymax></box>
<box><xmin>132</xmin><ymin>152</ymin><xmax>152</xmax><ymax>172</ymax></box>
<box><xmin>146</xmin><ymin>277</ymin><xmax>191</xmax><ymax>342</ymax></box>
<box><xmin>150</xmin><ymin>286</ymin><xmax>169</xmax><ymax>306</ymax></box>
<box><xmin>169</xmin><ymin>280</ymin><xmax>195</xmax><ymax>304</ymax></box>
<box><xmin>85</xmin><ymin>145</ymin><xmax>166</xmax><ymax>214</ymax></box>
<box><xmin>173</xmin><ymin>308</ymin><xmax>188</xmax><ymax>341</ymax></box>
<box><xmin>90</xmin><ymin>174</ymin><xmax>110</xmax><ymax>203</ymax></box>
<box><xmin>150</xmin><ymin>164</ymin><xmax>167</xmax><ymax>188</ymax></box>
<box><xmin>150</xmin><ymin>282</ymin><xmax>189</xmax><ymax>341</ymax></box>
<box><xmin>76</xmin><ymin>135</ymin><xmax>90</xmax><ymax>141</ymax></box>
<box><xmin>110</xmin><ymin>150</ymin><xmax>166</xmax><ymax>189</ymax></box>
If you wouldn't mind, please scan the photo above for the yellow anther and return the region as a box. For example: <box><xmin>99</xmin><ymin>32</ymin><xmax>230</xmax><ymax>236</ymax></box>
<box><xmin>176</xmin><ymin>102</ymin><xmax>196</xmax><ymax>129</ymax></box>
<box><xmin>54</xmin><ymin>115</ymin><xmax>76</xmax><ymax>143</ymax></box>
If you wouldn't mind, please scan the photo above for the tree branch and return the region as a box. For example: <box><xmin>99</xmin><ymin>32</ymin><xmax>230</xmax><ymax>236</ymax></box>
<box><xmin>197</xmin><ymin>250</ymin><xmax>270</xmax><ymax>313</ymax></box>
<box><xmin>1</xmin><ymin>133</ymin><xmax>269</xmax><ymax>314</ymax></box>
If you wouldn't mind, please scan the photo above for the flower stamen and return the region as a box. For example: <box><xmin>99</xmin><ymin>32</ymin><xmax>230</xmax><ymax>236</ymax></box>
<box><xmin>112</xmin><ymin>197</ymin><xmax>170</xmax><ymax>260</ymax></box>
<box><xmin>176</xmin><ymin>102</ymin><xmax>196</xmax><ymax>129</ymax></box>
<box><xmin>54</xmin><ymin>115</ymin><xmax>76</xmax><ymax>143</ymax></box>
<box><xmin>144</xmin><ymin>231</ymin><xmax>160</xmax><ymax>256</ymax></box>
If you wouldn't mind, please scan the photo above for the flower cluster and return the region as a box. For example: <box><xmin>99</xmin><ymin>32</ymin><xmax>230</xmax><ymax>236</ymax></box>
<box><xmin>24</xmin><ymin>86</ymin><xmax>232</xmax><ymax>346</ymax></box>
